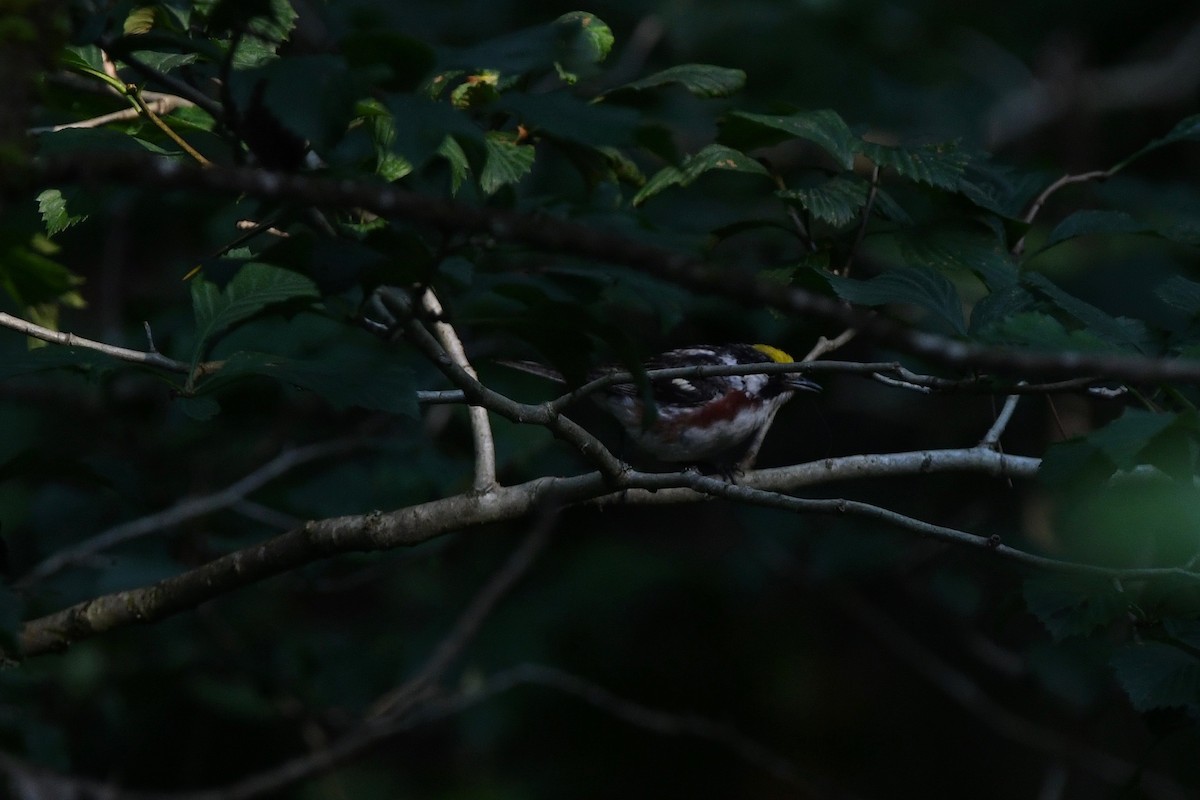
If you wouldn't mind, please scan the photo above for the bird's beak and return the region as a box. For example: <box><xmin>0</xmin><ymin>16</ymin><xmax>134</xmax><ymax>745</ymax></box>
<box><xmin>784</xmin><ymin>373</ymin><xmax>822</xmax><ymax>393</ymax></box>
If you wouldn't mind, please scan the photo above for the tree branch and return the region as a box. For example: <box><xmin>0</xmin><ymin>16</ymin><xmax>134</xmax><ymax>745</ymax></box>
<box><xmin>31</xmin><ymin>153</ymin><xmax>1200</xmax><ymax>385</ymax></box>
<box><xmin>13</xmin><ymin>447</ymin><xmax>1198</xmax><ymax>662</ymax></box>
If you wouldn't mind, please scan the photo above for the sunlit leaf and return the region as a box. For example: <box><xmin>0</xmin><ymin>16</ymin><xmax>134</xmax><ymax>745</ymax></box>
<box><xmin>633</xmin><ymin>144</ymin><xmax>768</xmax><ymax>205</ymax></box>
<box><xmin>480</xmin><ymin>131</ymin><xmax>536</xmax><ymax>194</ymax></box>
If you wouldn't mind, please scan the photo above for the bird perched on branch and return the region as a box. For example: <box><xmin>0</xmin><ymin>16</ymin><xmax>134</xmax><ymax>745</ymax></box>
<box><xmin>501</xmin><ymin>343</ymin><xmax>820</xmax><ymax>471</ymax></box>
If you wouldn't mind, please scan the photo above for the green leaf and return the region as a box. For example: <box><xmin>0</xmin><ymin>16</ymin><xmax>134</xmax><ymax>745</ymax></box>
<box><xmin>777</xmin><ymin>175</ymin><xmax>870</xmax><ymax>227</ymax></box>
<box><xmin>1165</xmin><ymin>618</ymin><xmax>1200</xmax><ymax>650</ymax></box>
<box><xmin>36</xmin><ymin>189</ymin><xmax>88</xmax><ymax>236</ymax></box>
<box><xmin>178</xmin><ymin>395</ymin><xmax>221</xmax><ymax>421</ymax></box>
<box><xmin>969</xmin><ymin>285</ymin><xmax>1038</xmax><ymax>336</ymax></box>
<box><xmin>982</xmin><ymin>311</ymin><xmax>1112</xmax><ymax>352</ymax></box>
<box><xmin>496</xmin><ymin>92</ymin><xmax>639</xmax><ymax>146</ymax></box>
<box><xmin>437</xmin><ymin>135</ymin><xmax>471</xmax><ymax>194</ymax></box>
<box><xmin>1024</xmin><ymin>272</ymin><xmax>1153</xmax><ymax>353</ymax></box>
<box><xmin>553</xmin><ymin>11</ymin><xmax>613</xmax><ymax>82</ymax></box>
<box><xmin>859</xmin><ymin>140</ymin><xmax>970</xmax><ymax>190</ymax></box>
<box><xmin>721</xmin><ymin>109</ymin><xmax>857</xmax><ymax>170</ymax></box>
<box><xmin>232</xmin><ymin>55</ymin><xmax>357</xmax><ymax>152</ymax></box>
<box><xmin>1038</xmin><ymin>210</ymin><xmax>1154</xmax><ymax>253</ymax></box>
<box><xmin>0</xmin><ymin>346</ymin><xmax>117</xmax><ymax>380</ymax></box>
<box><xmin>220</xmin><ymin>350</ymin><xmax>418</xmax><ymax>416</ymax></box>
<box><xmin>632</xmin><ymin>144</ymin><xmax>768</xmax><ymax>206</ymax></box>
<box><xmin>1116</xmin><ymin>114</ymin><xmax>1200</xmax><ymax>171</ymax></box>
<box><xmin>480</xmin><ymin>131</ymin><xmax>536</xmax><ymax>194</ymax></box>
<box><xmin>0</xmin><ymin>239</ymin><xmax>85</xmax><ymax>309</ymax></box>
<box><xmin>610</xmin><ymin>64</ymin><xmax>746</xmax><ymax>98</ymax></box>
<box><xmin>123</xmin><ymin>6</ymin><xmax>156</xmax><ymax>35</ymax></box>
<box><xmin>1157</xmin><ymin>275</ymin><xmax>1200</xmax><ymax>317</ymax></box>
<box><xmin>900</xmin><ymin>226</ymin><xmax>1018</xmax><ymax>290</ymax></box>
<box><xmin>826</xmin><ymin>267</ymin><xmax>966</xmax><ymax>335</ymax></box>
<box><xmin>1024</xmin><ymin>577</ymin><xmax>1127</xmax><ymax>641</ymax></box>
<box><xmin>211</xmin><ymin>0</ymin><xmax>299</xmax><ymax>68</ymax></box>
<box><xmin>1111</xmin><ymin>642</ymin><xmax>1200</xmax><ymax>711</ymax></box>
<box><xmin>190</xmin><ymin>263</ymin><xmax>319</xmax><ymax>363</ymax></box>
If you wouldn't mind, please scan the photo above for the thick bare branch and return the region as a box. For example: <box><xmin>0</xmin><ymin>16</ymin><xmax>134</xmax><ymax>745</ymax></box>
<box><xmin>14</xmin><ymin>446</ymin><xmax>1199</xmax><ymax>662</ymax></box>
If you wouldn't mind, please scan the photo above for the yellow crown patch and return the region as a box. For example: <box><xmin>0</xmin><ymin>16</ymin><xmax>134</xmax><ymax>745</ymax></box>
<box><xmin>751</xmin><ymin>344</ymin><xmax>794</xmax><ymax>363</ymax></box>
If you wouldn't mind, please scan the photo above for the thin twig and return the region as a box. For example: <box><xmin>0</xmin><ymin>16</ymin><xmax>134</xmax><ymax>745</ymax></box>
<box><xmin>833</xmin><ymin>590</ymin><xmax>1190</xmax><ymax>800</ymax></box>
<box><xmin>126</xmin><ymin>83</ymin><xmax>211</xmax><ymax>166</ymax></box>
<box><xmin>368</xmin><ymin>510</ymin><xmax>557</xmax><ymax>719</ymax></box>
<box><xmin>842</xmin><ymin>164</ymin><xmax>881</xmax><ymax>275</ymax></box>
<box><xmin>802</xmin><ymin>328</ymin><xmax>858</xmax><ymax>362</ymax></box>
<box><xmin>0</xmin><ymin>311</ymin><xmax>221</xmax><ymax>376</ymax></box>
<box><xmin>14</xmin><ymin>439</ymin><xmax>360</xmax><ymax>588</ymax></box>
<box><xmin>980</xmin><ymin>388</ymin><xmax>1022</xmax><ymax>448</ymax></box>
<box><xmin>1012</xmin><ymin>169</ymin><xmax>1113</xmax><ymax>256</ymax></box>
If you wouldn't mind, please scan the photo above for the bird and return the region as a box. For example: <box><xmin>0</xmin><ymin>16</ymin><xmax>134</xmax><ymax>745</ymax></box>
<box><xmin>500</xmin><ymin>343</ymin><xmax>820</xmax><ymax>470</ymax></box>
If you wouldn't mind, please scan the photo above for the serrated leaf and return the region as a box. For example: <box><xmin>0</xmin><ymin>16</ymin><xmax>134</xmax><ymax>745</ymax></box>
<box><xmin>632</xmin><ymin>144</ymin><xmax>768</xmax><ymax>205</ymax></box>
<box><xmin>611</xmin><ymin>64</ymin><xmax>746</xmax><ymax>98</ymax></box>
<box><xmin>1111</xmin><ymin>642</ymin><xmax>1200</xmax><ymax>711</ymax></box>
<box><xmin>36</xmin><ymin>189</ymin><xmax>88</xmax><ymax>236</ymax></box>
<box><xmin>1024</xmin><ymin>272</ymin><xmax>1153</xmax><ymax>353</ymax></box>
<box><xmin>480</xmin><ymin>131</ymin><xmax>535</xmax><ymax>194</ymax></box>
<box><xmin>437</xmin><ymin>135</ymin><xmax>471</xmax><ymax>194</ymax></box>
<box><xmin>722</xmin><ymin>109</ymin><xmax>856</xmax><ymax>170</ymax></box>
<box><xmin>859</xmin><ymin>140</ymin><xmax>970</xmax><ymax>190</ymax></box>
<box><xmin>190</xmin><ymin>263</ymin><xmax>319</xmax><ymax>363</ymax></box>
<box><xmin>1038</xmin><ymin>210</ymin><xmax>1154</xmax><ymax>253</ymax></box>
<box><xmin>777</xmin><ymin>175</ymin><xmax>869</xmax><ymax>227</ymax></box>
<box><xmin>901</xmin><ymin>227</ymin><xmax>1018</xmax><ymax>290</ymax></box>
<box><xmin>1157</xmin><ymin>275</ymin><xmax>1200</xmax><ymax>317</ymax></box>
<box><xmin>1024</xmin><ymin>577</ymin><xmax>1127</xmax><ymax>641</ymax></box>
<box><xmin>221</xmin><ymin>350</ymin><xmax>418</xmax><ymax>416</ymax></box>
<box><xmin>826</xmin><ymin>267</ymin><xmax>966</xmax><ymax>335</ymax></box>
<box><xmin>969</xmin><ymin>285</ymin><xmax>1038</xmax><ymax>335</ymax></box>
<box><xmin>1116</xmin><ymin>114</ymin><xmax>1200</xmax><ymax>171</ymax></box>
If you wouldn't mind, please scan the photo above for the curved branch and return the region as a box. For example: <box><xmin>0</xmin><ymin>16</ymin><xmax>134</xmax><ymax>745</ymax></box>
<box><xmin>418</xmin><ymin>288</ymin><xmax>497</xmax><ymax>493</ymax></box>
<box><xmin>31</xmin><ymin>153</ymin><xmax>1200</xmax><ymax>386</ymax></box>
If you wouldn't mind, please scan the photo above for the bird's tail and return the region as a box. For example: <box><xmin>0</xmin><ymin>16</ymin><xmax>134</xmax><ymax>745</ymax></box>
<box><xmin>494</xmin><ymin>358</ymin><xmax>568</xmax><ymax>384</ymax></box>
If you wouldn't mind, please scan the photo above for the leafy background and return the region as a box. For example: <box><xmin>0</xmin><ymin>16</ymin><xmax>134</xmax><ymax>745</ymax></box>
<box><xmin>3</xmin><ymin>0</ymin><xmax>1200</xmax><ymax>797</ymax></box>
